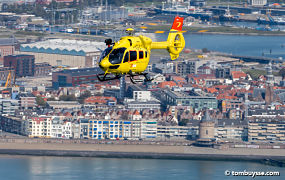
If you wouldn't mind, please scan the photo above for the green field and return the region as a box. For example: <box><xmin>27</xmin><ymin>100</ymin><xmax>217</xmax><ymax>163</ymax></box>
<box><xmin>242</xmin><ymin>69</ymin><xmax>279</xmax><ymax>80</ymax></box>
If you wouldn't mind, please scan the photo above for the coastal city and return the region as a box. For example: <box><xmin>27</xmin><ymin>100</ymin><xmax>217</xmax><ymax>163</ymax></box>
<box><xmin>0</xmin><ymin>0</ymin><xmax>284</xmax><ymax>179</ymax></box>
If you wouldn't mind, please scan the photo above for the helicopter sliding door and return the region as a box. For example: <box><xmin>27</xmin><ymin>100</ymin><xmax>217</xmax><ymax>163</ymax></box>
<box><xmin>121</xmin><ymin>50</ymin><xmax>147</xmax><ymax>73</ymax></box>
<box><xmin>129</xmin><ymin>51</ymin><xmax>137</xmax><ymax>62</ymax></box>
<box><xmin>129</xmin><ymin>50</ymin><xmax>138</xmax><ymax>72</ymax></box>
<box><xmin>139</xmin><ymin>51</ymin><xmax>144</xmax><ymax>60</ymax></box>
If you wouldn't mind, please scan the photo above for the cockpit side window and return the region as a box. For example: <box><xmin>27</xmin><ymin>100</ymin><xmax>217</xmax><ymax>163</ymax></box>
<box><xmin>123</xmin><ymin>52</ymin><xmax>129</xmax><ymax>63</ymax></box>
<box><xmin>109</xmin><ymin>48</ymin><xmax>127</xmax><ymax>64</ymax></box>
<box><xmin>99</xmin><ymin>47</ymin><xmax>112</xmax><ymax>63</ymax></box>
<box><xmin>128</xmin><ymin>39</ymin><xmax>132</xmax><ymax>46</ymax></box>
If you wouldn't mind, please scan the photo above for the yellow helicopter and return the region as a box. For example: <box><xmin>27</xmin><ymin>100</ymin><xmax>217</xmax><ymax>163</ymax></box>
<box><xmin>97</xmin><ymin>16</ymin><xmax>185</xmax><ymax>83</ymax></box>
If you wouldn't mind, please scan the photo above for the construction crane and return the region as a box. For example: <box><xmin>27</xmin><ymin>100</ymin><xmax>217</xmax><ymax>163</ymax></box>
<box><xmin>4</xmin><ymin>71</ymin><xmax>12</xmax><ymax>88</ymax></box>
<box><xmin>4</xmin><ymin>70</ymin><xmax>17</xmax><ymax>88</ymax></box>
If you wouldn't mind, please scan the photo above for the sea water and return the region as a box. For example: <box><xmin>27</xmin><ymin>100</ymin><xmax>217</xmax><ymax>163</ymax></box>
<box><xmin>155</xmin><ymin>33</ymin><xmax>285</xmax><ymax>59</ymax></box>
<box><xmin>0</xmin><ymin>155</ymin><xmax>284</xmax><ymax>180</ymax></box>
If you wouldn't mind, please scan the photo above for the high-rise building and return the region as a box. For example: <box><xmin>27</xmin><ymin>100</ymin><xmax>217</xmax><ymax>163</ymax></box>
<box><xmin>215</xmin><ymin>67</ymin><xmax>231</xmax><ymax>78</ymax></box>
<box><xmin>174</xmin><ymin>60</ymin><xmax>197</xmax><ymax>76</ymax></box>
<box><xmin>52</xmin><ymin>67</ymin><xmax>103</xmax><ymax>89</ymax></box>
<box><xmin>0</xmin><ymin>38</ymin><xmax>17</xmax><ymax>63</ymax></box>
<box><xmin>119</xmin><ymin>75</ymin><xmax>126</xmax><ymax>100</ymax></box>
<box><xmin>4</xmin><ymin>54</ymin><xmax>35</xmax><ymax>77</ymax></box>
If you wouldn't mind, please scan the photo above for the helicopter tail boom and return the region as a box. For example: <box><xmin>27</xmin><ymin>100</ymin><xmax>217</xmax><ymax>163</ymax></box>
<box><xmin>150</xmin><ymin>16</ymin><xmax>185</xmax><ymax>60</ymax></box>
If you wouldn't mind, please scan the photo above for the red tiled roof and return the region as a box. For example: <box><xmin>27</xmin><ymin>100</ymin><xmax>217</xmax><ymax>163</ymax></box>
<box><xmin>216</xmin><ymin>94</ymin><xmax>237</xmax><ymax>100</ymax></box>
<box><xmin>133</xmin><ymin>110</ymin><xmax>140</xmax><ymax>115</ymax></box>
<box><xmin>206</xmin><ymin>88</ymin><xmax>218</xmax><ymax>93</ymax></box>
<box><xmin>231</xmin><ymin>71</ymin><xmax>247</xmax><ymax>79</ymax></box>
<box><xmin>158</xmin><ymin>81</ymin><xmax>177</xmax><ymax>88</ymax></box>
<box><xmin>84</xmin><ymin>96</ymin><xmax>117</xmax><ymax>104</ymax></box>
<box><xmin>172</xmin><ymin>76</ymin><xmax>185</xmax><ymax>82</ymax></box>
<box><xmin>187</xmin><ymin>74</ymin><xmax>215</xmax><ymax>79</ymax></box>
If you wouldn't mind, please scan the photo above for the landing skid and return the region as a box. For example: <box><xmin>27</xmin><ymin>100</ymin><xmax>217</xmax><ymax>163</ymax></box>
<box><xmin>128</xmin><ymin>72</ymin><xmax>153</xmax><ymax>84</ymax></box>
<box><xmin>97</xmin><ymin>73</ymin><xmax>121</xmax><ymax>82</ymax></box>
<box><xmin>97</xmin><ymin>72</ymin><xmax>153</xmax><ymax>84</ymax></box>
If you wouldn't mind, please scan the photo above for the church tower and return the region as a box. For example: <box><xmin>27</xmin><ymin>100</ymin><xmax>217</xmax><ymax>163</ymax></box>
<box><xmin>266</xmin><ymin>61</ymin><xmax>274</xmax><ymax>85</ymax></box>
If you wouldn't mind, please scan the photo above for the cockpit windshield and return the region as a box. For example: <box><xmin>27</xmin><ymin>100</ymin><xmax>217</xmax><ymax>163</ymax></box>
<box><xmin>109</xmin><ymin>48</ymin><xmax>126</xmax><ymax>64</ymax></box>
<box><xmin>99</xmin><ymin>47</ymin><xmax>112</xmax><ymax>63</ymax></box>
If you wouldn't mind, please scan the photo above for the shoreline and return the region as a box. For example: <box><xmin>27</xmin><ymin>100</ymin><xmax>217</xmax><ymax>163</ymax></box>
<box><xmin>0</xmin><ymin>149</ymin><xmax>285</xmax><ymax>162</ymax></box>
<box><xmin>190</xmin><ymin>32</ymin><xmax>285</xmax><ymax>36</ymax></box>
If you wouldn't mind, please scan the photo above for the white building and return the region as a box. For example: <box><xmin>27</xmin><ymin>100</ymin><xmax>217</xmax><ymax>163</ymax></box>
<box><xmin>126</xmin><ymin>101</ymin><xmax>161</xmax><ymax>110</ymax></box>
<box><xmin>72</xmin><ymin>122</ymin><xmax>81</xmax><ymax>139</ymax></box>
<box><xmin>141</xmin><ymin>121</ymin><xmax>157</xmax><ymax>139</ymax></box>
<box><xmin>51</xmin><ymin>118</ymin><xmax>63</xmax><ymax>138</ymax></box>
<box><xmin>157</xmin><ymin>125</ymin><xmax>192</xmax><ymax>139</ymax></box>
<box><xmin>248</xmin><ymin>0</ymin><xmax>267</xmax><ymax>6</ymax></box>
<box><xmin>62</xmin><ymin>121</ymin><xmax>72</xmax><ymax>139</ymax></box>
<box><xmin>18</xmin><ymin>39</ymin><xmax>105</xmax><ymax>68</ymax></box>
<box><xmin>133</xmin><ymin>91</ymin><xmax>151</xmax><ymax>101</ymax></box>
<box><xmin>29</xmin><ymin>116</ymin><xmax>52</xmax><ymax>138</ymax></box>
<box><xmin>131</xmin><ymin>110</ymin><xmax>142</xmax><ymax>120</ymax></box>
<box><xmin>151</xmin><ymin>73</ymin><xmax>166</xmax><ymax>84</ymax></box>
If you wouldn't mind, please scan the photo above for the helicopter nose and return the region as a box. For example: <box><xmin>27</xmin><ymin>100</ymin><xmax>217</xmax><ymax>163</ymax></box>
<box><xmin>100</xmin><ymin>59</ymin><xmax>110</xmax><ymax>69</ymax></box>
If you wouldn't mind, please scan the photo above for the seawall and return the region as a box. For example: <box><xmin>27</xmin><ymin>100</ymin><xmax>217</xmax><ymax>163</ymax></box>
<box><xmin>1</xmin><ymin>149</ymin><xmax>285</xmax><ymax>163</ymax></box>
<box><xmin>1</xmin><ymin>139</ymin><xmax>285</xmax><ymax>163</ymax></box>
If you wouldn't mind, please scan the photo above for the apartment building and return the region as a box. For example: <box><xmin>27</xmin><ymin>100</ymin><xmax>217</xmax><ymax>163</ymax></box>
<box><xmin>0</xmin><ymin>99</ymin><xmax>19</xmax><ymax>116</ymax></box>
<box><xmin>87</xmin><ymin>119</ymin><xmax>157</xmax><ymax>140</ymax></box>
<box><xmin>157</xmin><ymin>125</ymin><xmax>194</xmax><ymax>139</ymax></box>
<box><xmin>28</xmin><ymin>116</ymin><xmax>52</xmax><ymax>138</ymax></box>
<box><xmin>215</xmin><ymin>119</ymin><xmax>248</xmax><ymax>142</ymax></box>
<box><xmin>19</xmin><ymin>93</ymin><xmax>36</xmax><ymax>109</ymax></box>
<box><xmin>0</xmin><ymin>115</ymin><xmax>28</xmax><ymax>135</ymax></box>
<box><xmin>248</xmin><ymin>117</ymin><xmax>285</xmax><ymax>142</ymax></box>
<box><xmin>162</xmin><ymin>90</ymin><xmax>217</xmax><ymax>111</ymax></box>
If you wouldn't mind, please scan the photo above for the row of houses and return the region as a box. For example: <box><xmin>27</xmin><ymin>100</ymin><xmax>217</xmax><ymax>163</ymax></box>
<box><xmin>1</xmin><ymin>113</ymin><xmax>284</xmax><ymax>142</ymax></box>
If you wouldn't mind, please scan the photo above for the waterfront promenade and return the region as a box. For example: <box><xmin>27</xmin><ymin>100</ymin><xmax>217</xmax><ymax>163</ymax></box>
<box><xmin>0</xmin><ymin>138</ymin><xmax>285</xmax><ymax>161</ymax></box>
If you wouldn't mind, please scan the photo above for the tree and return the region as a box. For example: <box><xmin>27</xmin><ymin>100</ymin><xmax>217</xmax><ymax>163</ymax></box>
<box><xmin>47</xmin><ymin>97</ymin><xmax>56</xmax><ymax>101</ymax></box>
<box><xmin>202</xmin><ymin>48</ymin><xmax>210</xmax><ymax>53</ymax></box>
<box><xmin>78</xmin><ymin>90</ymin><xmax>92</xmax><ymax>104</ymax></box>
<box><xmin>178</xmin><ymin>119</ymin><xmax>189</xmax><ymax>126</ymax></box>
<box><xmin>36</xmin><ymin>96</ymin><xmax>46</xmax><ymax>107</ymax></box>
<box><xmin>278</xmin><ymin>68</ymin><xmax>285</xmax><ymax>78</ymax></box>
<box><xmin>59</xmin><ymin>94</ymin><xmax>76</xmax><ymax>101</ymax></box>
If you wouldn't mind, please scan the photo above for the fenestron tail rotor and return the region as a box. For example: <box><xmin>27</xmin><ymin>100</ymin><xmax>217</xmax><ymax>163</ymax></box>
<box><xmin>148</xmin><ymin>16</ymin><xmax>186</xmax><ymax>60</ymax></box>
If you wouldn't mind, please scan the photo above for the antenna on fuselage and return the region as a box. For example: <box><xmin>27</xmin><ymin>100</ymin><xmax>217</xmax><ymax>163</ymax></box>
<box><xmin>126</xmin><ymin>28</ymin><xmax>134</xmax><ymax>36</ymax></box>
